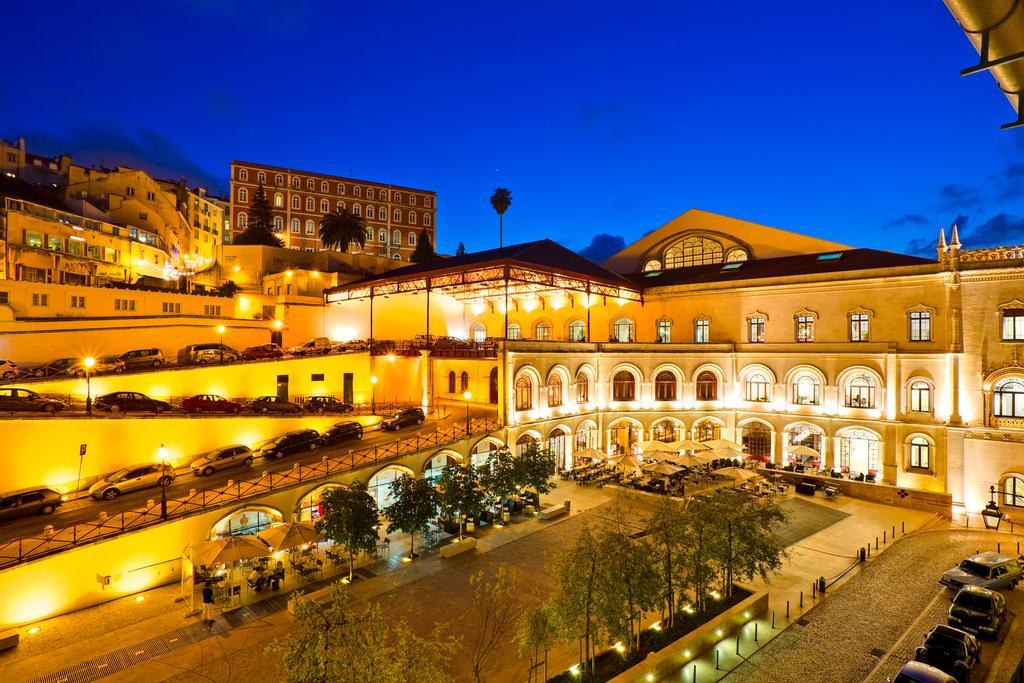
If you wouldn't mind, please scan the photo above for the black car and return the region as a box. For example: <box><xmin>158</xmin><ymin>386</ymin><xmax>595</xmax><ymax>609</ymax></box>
<box><xmin>0</xmin><ymin>487</ymin><xmax>63</xmax><ymax>521</ymax></box>
<box><xmin>0</xmin><ymin>388</ymin><xmax>66</xmax><ymax>413</ymax></box>
<box><xmin>914</xmin><ymin>624</ymin><xmax>980</xmax><ymax>683</ymax></box>
<box><xmin>257</xmin><ymin>429</ymin><xmax>321</xmax><ymax>459</ymax></box>
<box><xmin>250</xmin><ymin>396</ymin><xmax>303</xmax><ymax>414</ymax></box>
<box><xmin>94</xmin><ymin>391</ymin><xmax>172</xmax><ymax>414</ymax></box>
<box><xmin>948</xmin><ymin>585</ymin><xmax>1006</xmax><ymax>638</ymax></box>
<box><xmin>320</xmin><ymin>421</ymin><xmax>364</xmax><ymax>445</ymax></box>
<box><xmin>306</xmin><ymin>396</ymin><xmax>354</xmax><ymax>414</ymax></box>
<box><xmin>380</xmin><ymin>407</ymin><xmax>425</xmax><ymax>431</ymax></box>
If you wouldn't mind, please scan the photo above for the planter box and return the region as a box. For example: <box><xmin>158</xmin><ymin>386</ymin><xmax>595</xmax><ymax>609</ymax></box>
<box><xmin>440</xmin><ymin>536</ymin><xmax>477</xmax><ymax>558</ymax></box>
<box><xmin>0</xmin><ymin>628</ymin><xmax>18</xmax><ymax>652</ymax></box>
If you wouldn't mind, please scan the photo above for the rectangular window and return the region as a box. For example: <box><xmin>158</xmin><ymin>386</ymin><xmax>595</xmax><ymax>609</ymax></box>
<box><xmin>795</xmin><ymin>315</ymin><xmax>815</xmax><ymax>342</ymax></box>
<box><xmin>311</xmin><ymin>373</ymin><xmax>325</xmax><ymax>382</ymax></box>
<box><xmin>695</xmin><ymin>319</ymin><xmax>710</xmax><ymax>343</ymax></box>
<box><xmin>126</xmin><ymin>186</ymin><xmax>135</xmax><ymax>197</ymax></box>
<box><xmin>910</xmin><ymin>442</ymin><xmax>930</xmax><ymax>469</ymax></box>
<box><xmin>850</xmin><ymin>313</ymin><xmax>870</xmax><ymax>342</ymax></box>
<box><xmin>146</xmin><ymin>191</ymin><xmax>155</xmax><ymax>201</ymax></box>
<box><xmin>909</xmin><ymin>311</ymin><xmax>932</xmax><ymax>341</ymax></box>
<box><xmin>46</xmin><ymin>236</ymin><xmax>62</xmax><ymax>251</ymax></box>
<box><xmin>87</xmin><ymin>245</ymin><xmax>101</xmax><ymax>259</ymax></box>
<box><xmin>656</xmin><ymin>320</ymin><xmax>672</xmax><ymax>343</ymax></box>
<box><xmin>1002</xmin><ymin>309</ymin><xmax>1024</xmax><ymax>341</ymax></box>
<box><xmin>161</xmin><ymin>302</ymin><xmax>179</xmax><ymax>314</ymax></box>
<box><xmin>21</xmin><ymin>266</ymin><xmax>47</xmax><ymax>282</ymax></box>
<box><xmin>0</xmin><ymin>292</ymin><xmax>8</xmax><ymax>305</ymax></box>
<box><xmin>31</xmin><ymin>293</ymin><xmax>48</xmax><ymax>306</ymax></box>
<box><xmin>203</xmin><ymin>305</ymin><xmax>222</xmax><ymax>316</ymax></box>
<box><xmin>748</xmin><ymin>317</ymin><xmax>765</xmax><ymax>343</ymax></box>
<box><xmin>70</xmin><ymin>295</ymin><xmax>86</xmax><ymax>309</ymax></box>
<box><xmin>25</xmin><ymin>230</ymin><xmax>42</xmax><ymax>248</ymax></box>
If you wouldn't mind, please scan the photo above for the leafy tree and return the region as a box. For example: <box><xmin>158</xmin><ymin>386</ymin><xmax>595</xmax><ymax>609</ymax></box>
<box><xmin>217</xmin><ymin>280</ymin><xmax>240</xmax><ymax>297</ymax></box>
<box><xmin>708</xmin><ymin>488</ymin><xmax>788</xmax><ymax>598</ymax></box>
<box><xmin>466</xmin><ymin>565</ymin><xmax>522</xmax><ymax>683</ymax></box>
<box><xmin>550</xmin><ymin>522</ymin><xmax>603</xmax><ymax>675</ymax></box>
<box><xmin>410</xmin><ymin>230</ymin><xmax>440</xmax><ymax>263</ymax></box>
<box><xmin>517</xmin><ymin>441</ymin><xmax>557</xmax><ymax>496</ymax></box>
<box><xmin>479</xmin><ymin>447</ymin><xmax>520</xmax><ymax>515</ymax></box>
<box><xmin>383</xmin><ymin>474</ymin><xmax>437</xmax><ymax>559</ymax></box>
<box><xmin>518</xmin><ymin>604</ymin><xmax>556</xmax><ymax>683</ymax></box>
<box><xmin>646</xmin><ymin>496</ymin><xmax>691</xmax><ymax>626</ymax></box>
<box><xmin>315</xmin><ymin>483</ymin><xmax>380</xmax><ymax>581</ymax></box>
<box><xmin>455</xmin><ymin>241</ymin><xmax>467</xmax><ymax>256</ymax></box>
<box><xmin>319</xmin><ymin>207</ymin><xmax>367</xmax><ymax>253</ymax></box>
<box><xmin>234</xmin><ymin>183</ymin><xmax>283</xmax><ymax>247</ymax></box>
<box><xmin>489</xmin><ymin>187</ymin><xmax>512</xmax><ymax>247</ymax></box>
<box><xmin>436</xmin><ymin>463</ymin><xmax>486</xmax><ymax>540</ymax></box>
<box><xmin>679</xmin><ymin>494</ymin><xmax>719</xmax><ymax>615</ymax></box>
<box><xmin>594</xmin><ymin>519</ymin><xmax>661</xmax><ymax>653</ymax></box>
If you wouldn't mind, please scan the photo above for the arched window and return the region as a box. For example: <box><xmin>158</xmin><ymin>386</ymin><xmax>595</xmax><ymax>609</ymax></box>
<box><xmin>424</xmin><ymin>453</ymin><xmax>456</xmax><ymax>484</ymax></box>
<box><xmin>726</xmin><ymin>248</ymin><xmax>748</xmax><ymax>262</ymax></box>
<box><xmin>909</xmin><ymin>436</ymin><xmax>931</xmax><ymax>469</ymax></box>
<box><xmin>1002</xmin><ymin>475</ymin><xmax>1024</xmax><ymax>507</ymax></box>
<box><xmin>238</xmin><ymin>169</ymin><xmax>248</xmax><ymax>181</ymax></box>
<box><xmin>741</xmin><ymin>422</ymin><xmax>772</xmax><ymax>459</ymax></box>
<box><xmin>236</xmin><ymin>212</ymin><xmax>247</xmax><ymax>228</ymax></box>
<box><xmin>547</xmin><ymin>375</ymin><xmax>563</xmax><ymax>407</ymax></box>
<box><xmin>306</xmin><ymin>178</ymin><xmax>314</xmax><ymax>189</ymax></box>
<box><xmin>368</xmin><ymin>467</ymin><xmax>406</xmax><ymax>509</ymax></box>
<box><xmin>575</xmin><ymin>372</ymin><xmax>589</xmax><ymax>403</ymax></box>
<box><xmin>320</xmin><ymin>199</ymin><xmax>329</xmax><ymax>213</ymax></box>
<box><xmin>394</xmin><ymin>209</ymin><xmax>401</xmax><ymax>222</ymax></box>
<box><xmin>506</xmin><ymin>322</ymin><xmax>521</xmax><ymax>340</ymax></box>
<box><xmin>694</xmin><ymin>420</ymin><xmax>721</xmax><ymax>443</ymax></box>
<box><xmin>643</xmin><ymin>259</ymin><xmax>662</xmax><ymax>271</ymax></box>
<box><xmin>291</xmin><ymin>177</ymin><xmax>299</xmax><ymax>188</ymax></box>
<box><xmin>516</xmin><ymin>433</ymin><xmax>535</xmax><ymax>457</ymax></box>
<box><xmin>238</xmin><ymin>187</ymin><xmax>248</xmax><ymax>202</ymax></box>
<box><xmin>410</xmin><ymin>211</ymin><xmax>417</xmax><ymax>224</ymax></box>
<box><xmin>292</xmin><ymin>195</ymin><xmax>301</xmax><ymax>209</ymax></box>
<box><xmin>665</xmin><ymin>237</ymin><xmax>723</xmax><ymax>268</ymax></box>
<box><xmin>367</xmin><ymin>188</ymin><xmax>375</xmax><ymax>199</ymax></box>
<box><xmin>652</xmin><ymin>420</ymin><xmax>678</xmax><ymax>442</ymax></box>
<box><xmin>392</xmin><ymin>191</ymin><xmax>401</xmax><ymax>203</ymax></box>
<box><xmin>392</xmin><ymin>229</ymin><xmax>401</xmax><ymax>244</ymax></box>
<box><xmin>321</xmin><ymin>180</ymin><xmax>329</xmax><ymax>192</ymax></box>
<box><xmin>273</xmin><ymin>216</ymin><xmax>283</xmax><ymax>231</ymax></box>
<box><xmin>461</xmin><ymin>371</ymin><xmax>470</xmax><ymax>393</ymax></box>
<box><xmin>612</xmin><ymin>318</ymin><xmax>634</xmax><ymax>343</ymax></box>
<box><xmin>366</xmin><ymin>206</ymin><xmax>375</xmax><ymax>219</ymax></box>
<box><xmin>575</xmin><ymin>423</ymin><xmax>596</xmax><ymax>451</ymax></box>
<box><xmin>838</xmin><ymin>429</ymin><xmax>879</xmax><ymax>475</ymax></box>
<box><xmin>792</xmin><ymin>374</ymin><xmax>820</xmax><ymax>405</ymax></box>
<box><xmin>612</xmin><ymin>371</ymin><xmax>636</xmax><ymax>401</ymax></box>
<box><xmin>470</xmin><ymin>322</ymin><xmax>486</xmax><ymax>343</ymax></box>
<box><xmin>994</xmin><ymin>378</ymin><xmax>1024</xmax><ymax>418</ymax></box>
<box><xmin>745</xmin><ymin>372</ymin><xmax>770</xmax><ymax>402</ymax></box>
<box><xmin>306</xmin><ymin>197</ymin><xmax>315</xmax><ymax>211</ymax></box>
<box><xmin>353</xmin><ymin>204</ymin><xmax>361</xmax><ymax>217</ymax></box>
<box><xmin>448</xmin><ymin>371</ymin><xmax>456</xmax><ymax>393</ymax></box>
<box><xmin>379</xmin><ymin>228</ymin><xmax>387</xmax><ymax>242</ymax></box>
<box><xmin>289</xmin><ymin>218</ymin><xmax>300</xmax><ymax>233</ymax></box>
<box><xmin>845</xmin><ymin>374</ymin><xmax>876</xmax><ymax>408</ymax></box>
<box><xmin>273</xmin><ymin>192</ymin><xmax>283</xmax><ymax>207</ymax></box>
<box><xmin>696</xmin><ymin>370</ymin><xmax>718</xmax><ymax>401</ymax></box>
<box><xmin>568</xmin><ymin>320</ymin><xmax>586</xmax><ymax>342</ymax></box>
<box><xmin>654</xmin><ymin>371</ymin><xmax>677</xmax><ymax>401</ymax></box>
<box><xmin>535</xmin><ymin>321</ymin><xmax>552</xmax><ymax>340</ymax></box>
<box><xmin>305</xmin><ymin>219</ymin><xmax>315</xmax><ymax>235</ymax></box>
<box><xmin>339</xmin><ymin>201</ymin><xmax>346</xmax><ymax>212</ymax></box>
<box><xmin>211</xmin><ymin>507</ymin><xmax>280</xmax><ymax>539</ymax></box>
<box><xmin>275</xmin><ymin>174</ymin><xmax>283</xmax><ymax>186</ymax></box>
<box><xmin>515</xmin><ymin>376</ymin><xmax>532</xmax><ymax>411</ymax></box>
<box><xmin>257</xmin><ymin>171</ymin><xmax>266</xmax><ymax>184</ymax></box>
<box><xmin>909</xmin><ymin>380</ymin><xmax>932</xmax><ymax>413</ymax></box>
<box><xmin>424</xmin><ymin>214</ymin><xmax>432</xmax><ymax>226</ymax></box>
<box><xmin>787</xmin><ymin>424</ymin><xmax>823</xmax><ymax>466</ymax></box>
<box><xmin>338</xmin><ymin>183</ymin><xmax>345</xmax><ymax>194</ymax></box>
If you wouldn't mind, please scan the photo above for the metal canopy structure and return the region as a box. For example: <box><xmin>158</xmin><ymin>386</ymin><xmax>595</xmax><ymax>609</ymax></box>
<box><xmin>324</xmin><ymin>239</ymin><xmax>642</xmax><ymax>304</ymax></box>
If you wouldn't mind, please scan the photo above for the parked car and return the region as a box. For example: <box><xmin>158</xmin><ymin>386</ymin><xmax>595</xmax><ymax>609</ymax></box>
<box><xmin>319</xmin><ymin>421</ymin><xmax>363</xmax><ymax>446</ymax></box>
<box><xmin>914</xmin><ymin>625</ymin><xmax>980</xmax><ymax>683</ymax></box>
<box><xmin>948</xmin><ymin>585</ymin><xmax>1006</xmax><ymax>638</ymax></box>
<box><xmin>178</xmin><ymin>343</ymin><xmax>241</xmax><ymax>365</ymax></box>
<box><xmin>940</xmin><ymin>551</ymin><xmax>1024</xmax><ymax>590</ymax></box>
<box><xmin>242</xmin><ymin>343</ymin><xmax>284</xmax><ymax>360</ymax></box>
<box><xmin>94</xmin><ymin>391</ymin><xmax>172</xmax><ymax>414</ymax></box>
<box><xmin>889</xmin><ymin>661</ymin><xmax>958</xmax><ymax>683</ymax></box>
<box><xmin>190</xmin><ymin>444</ymin><xmax>254</xmax><ymax>476</ymax></box>
<box><xmin>89</xmin><ymin>463</ymin><xmax>176</xmax><ymax>500</ymax></box>
<box><xmin>380</xmin><ymin>407</ymin><xmax>425</xmax><ymax>431</ymax></box>
<box><xmin>0</xmin><ymin>387</ymin><xmax>66</xmax><ymax>413</ymax></box>
<box><xmin>0</xmin><ymin>486</ymin><xmax>63</xmax><ymax>521</ymax></box>
<box><xmin>338</xmin><ymin>339</ymin><xmax>368</xmax><ymax>351</ymax></box>
<box><xmin>257</xmin><ymin>429</ymin><xmax>321</xmax><ymax>459</ymax></box>
<box><xmin>0</xmin><ymin>359</ymin><xmax>19</xmax><ymax>380</ymax></box>
<box><xmin>119</xmin><ymin>348</ymin><xmax>165</xmax><ymax>370</ymax></box>
<box><xmin>288</xmin><ymin>337</ymin><xmax>340</xmax><ymax>356</ymax></box>
<box><xmin>306</xmin><ymin>396</ymin><xmax>354</xmax><ymax>414</ymax></box>
<box><xmin>250</xmin><ymin>396</ymin><xmax>303</xmax><ymax>414</ymax></box>
<box><xmin>71</xmin><ymin>356</ymin><xmax>125</xmax><ymax>376</ymax></box>
<box><xmin>181</xmin><ymin>394</ymin><xmax>243</xmax><ymax>415</ymax></box>
<box><xmin>26</xmin><ymin>357</ymin><xmax>77</xmax><ymax>378</ymax></box>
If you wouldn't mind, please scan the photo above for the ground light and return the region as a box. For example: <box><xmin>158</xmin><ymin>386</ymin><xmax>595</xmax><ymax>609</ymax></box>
<box><xmin>135</xmin><ymin>595</ymin><xmax>145</xmax><ymax>603</ymax></box>
<box><xmin>26</xmin><ymin>626</ymin><xmax>40</xmax><ymax>634</ymax></box>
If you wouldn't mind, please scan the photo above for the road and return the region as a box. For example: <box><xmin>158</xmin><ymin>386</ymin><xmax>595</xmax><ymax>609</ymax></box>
<box><xmin>0</xmin><ymin>415</ymin><xmax>449</xmax><ymax>545</ymax></box>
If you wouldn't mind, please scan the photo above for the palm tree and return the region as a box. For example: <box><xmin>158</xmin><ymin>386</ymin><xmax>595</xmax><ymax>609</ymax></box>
<box><xmin>319</xmin><ymin>208</ymin><xmax>367</xmax><ymax>253</ymax></box>
<box><xmin>489</xmin><ymin>188</ymin><xmax>512</xmax><ymax>248</ymax></box>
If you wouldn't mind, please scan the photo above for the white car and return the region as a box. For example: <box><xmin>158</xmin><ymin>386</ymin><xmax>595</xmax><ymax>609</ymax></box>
<box><xmin>0</xmin><ymin>360</ymin><xmax>19</xmax><ymax>381</ymax></box>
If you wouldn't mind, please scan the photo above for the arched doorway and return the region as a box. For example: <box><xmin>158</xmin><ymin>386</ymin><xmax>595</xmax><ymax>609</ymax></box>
<box><xmin>424</xmin><ymin>452</ymin><xmax>459</xmax><ymax>483</ymax></box>
<box><xmin>368</xmin><ymin>466</ymin><xmax>412</xmax><ymax>510</ymax></box>
<box><xmin>740</xmin><ymin>421</ymin><xmax>773</xmax><ymax>461</ymax></box>
<box><xmin>651</xmin><ymin>419</ymin><xmax>681</xmax><ymax>443</ymax></box>
<box><xmin>838</xmin><ymin>428</ymin><xmax>880</xmax><ymax>478</ymax></box>
<box><xmin>297</xmin><ymin>484</ymin><xmax>343</xmax><ymax>522</ymax></box>
<box><xmin>548</xmin><ymin>427</ymin><xmax>570</xmax><ymax>471</ymax></box>
<box><xmin>210</xmin><ymin>506</ymin><xmax>282</xmax><ymax>539</ymax></box>
<box><xmin>608</xmin><ymin>419</ymin><xmax>642</xmax><ymax>455</ymax></box>
<box><xmin>470</xmin><ymin>438</ymin><xmax>500</xmax><ymax>469</ymax></box>
<box><xmin>516</xmin><ymin>433</ymin><xmax>536</xmax><ymax>456</ymax></box>
<box><xmin>785</xmin><ymin>424</ymin><xmax>824</xmax><ymax>468</ymax></box>
<box><xmin>693</xmin><ymin>419</ymin><xmax>722</xmax><ymax>443</ymax></box>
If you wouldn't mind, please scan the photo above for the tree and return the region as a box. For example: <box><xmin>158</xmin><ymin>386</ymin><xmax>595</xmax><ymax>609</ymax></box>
<box><xmin>319</xmin><ymin>207</ymin><xmax>366</xmax><ymax>253</ymax></box>
<box><xmin>550</xmin><ymin>522</ymin><xmax>603</xmax><ymax>675</ymax></box>
<box><xmin>479</xmin><ymin>447</ymin><xmax>519</xmax><ymax>516</ymax></box>
<box><xmin>465</xmin><ymin>565</ymin><xmax>522</xmax><ymax>683</ymax></box>
<box><xmin>410</xmin><ymin>230</ymin><xmax>439</xmax><ymax>263</ymax></box>
<box><xmin>383</xmin><ymin>474</ymin><xmax>437</xmax><ymax>560</ymax></box>
<box><xmin>489</xmin><ymin>187</ymin><xmax>512</xmax><ymax>248</ymax></box>
<box><xmin>679</xmin><ymin>494</ymin><xmax>718</xmax><ymax>615</ymax></box>
<box><xmin>315</xmin><ymin>483</ymin><xmax>380</xmax><ymax>581</ymax></box>
<box><xmin>517</xmin><ymin>442</ymin><xmax>557</xmax><ymax>497</ymax></box>
<box><xmin>646</xmin><ymin>496</ymin><xmax>691</xmax><ymax>627</ymax></box>
<box><xmin>707</xmin><ymin>488</ymin><xmax>788</xmax><ymax>598</ymax></box>
<box><xmin>518</xmin><ymin>604</ymin><xmax>556</xmax><ymax>683</ymax></box>
<box><xmin>455</xmin><ymin>241</ymin><xmax>467</xmax><ymax>256</ymax></box>
<box><xmin>234</xmin><ymin>183</ymin><xmax>283</xmax><ymax>247</ymax></box>
<box><xmin>436</xmin><ymin>463</ymin><xmax>485</xmax><ymax>540</ymax></box>
<box><xmin>594</xmin><ymin>519</ymin><xmax>661</xmax><ymax>653</ymax></box>
<box><xmin>217</xmin><ymin>280</ymin><xmax>240</xmax><ymax>297</ymax></box>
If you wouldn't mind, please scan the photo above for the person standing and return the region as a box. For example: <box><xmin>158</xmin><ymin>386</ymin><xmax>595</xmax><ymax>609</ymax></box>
<box><xmin>201</xmin><ymin>580</ymin><xmax>215</xmax><ymax>626</ymax></box>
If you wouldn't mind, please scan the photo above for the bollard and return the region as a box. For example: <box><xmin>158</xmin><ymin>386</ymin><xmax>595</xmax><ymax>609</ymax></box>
<box><xmin>966</xmin><ymin>515</ymin><xmax>970</xmax><ymax>528</ymax></box>
<box><xmin>902</xmin><ymin>521</ymin><xmax>905</xmax><ymax>534</ymax></box>
<box><xmin>1018</xmin><ymin>541</ymin><xmax>1021</xmax><ymax>555</ymax></box>
<box><xmin>736</xmin><ymin>634</ymin><xmax>740</xmax><ymax>656</ymax></box>
<box><xmin>771</xmin><ymin>611</ymin><xmax>776</xmax><ymax>629</ymax></box>
<box><xmin>754</xmin><ymin>622</ymin><xmax>759</xmax><ymax>642</ymax></box>
<box><xmin>693</xmin><ymin>664</ymin><xmax>697</xmax><ymax>683</ymax></box>
<box><xmin>786</xmin><ymin>600</ymin><xmax>790</xmax><ymax>618</ymax></box>
<box><xmin>859</xmin><ymin>547</ymin><xmax>866</xmax><ymax>562</ymax></box>
<box><xmin>716</xmin><ymin>648</ymin><xmax>720</xmax><ymax>670</ymax></box>
<box><xmin>812</xmin><ymin>582</ymin><xmax>817</xmax><ymax>599</ymax></box>
<box><xmin>883</xmin><ymin>530</ymin><xmax>887</xmax><ymax>544</ymax></box>
<box><xmin>867</xmin><ymin>544</ymin><xmax>871</xmax><ymax>557</ymax></box>
<box><xmin>998</xmin><ymin>542</ymin><xmax>1001</xmax><ymax>554</ymax></box>
<box><xmin>892</xmin><ymin>525</ymin><xmax>895</xmax><ymax>539</ymax></box>
<box><xmin>875</xmin><ymin>537</ymin><xmax>879</xmax><ymax>551</ymax></box>
<box><xmin>800</xmin><ymin>591</ymin><xmax>804</xmax><ymax>608</ymax></box>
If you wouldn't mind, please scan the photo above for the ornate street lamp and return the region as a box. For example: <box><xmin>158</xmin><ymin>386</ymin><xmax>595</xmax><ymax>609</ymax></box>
<box><xmin>982</xmin><ymin>485</ymin><xmax>1003</xmax><ymax>531</ymax></box>
<box><xmin>83</xmin><ymin>356</ymin><xmax>95</xmax><ymax>415</ymax></box>
<box><xmin>370</xmin><ymin>375</ymin><xmax>378</xmax><ymax>415</ymax></box>
<box><xmin>217</xmin><ymin>324</ymin><xmax>227</xmax><ymax>364</ymax></box>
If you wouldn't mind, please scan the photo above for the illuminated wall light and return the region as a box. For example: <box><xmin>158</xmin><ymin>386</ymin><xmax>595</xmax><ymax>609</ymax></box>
<box><xmin>285</xmin><ymin>270</ymin><xmax>293</xmax><ymax>278</ymax></box>
<box><xmin>471</xmin><ymin>302</ymin><xmax>485</xmax><ymax>316</ymax></box>
<box><xmin>522</xmin><ymin>298</ymin><xmax>538</xmax><ymax>313</ymax></box>
<box><xmin>311</xmin><ymin>270</ymin><xmax>320</xmax><ymax>278</ymax></box>
<box><xmin>550</xmin><ymin>297</ymin><xmax>565</xmax><ymax>311</ymax></box>
<box><xmin>232</xmin><ymin>265</ymin><xmax>241</xmax><ymax>272</ymax></box>
<box><xmin>238</xmin><ymin>296</ymin><xmax>250</xmax><ymax>311</ymax></box>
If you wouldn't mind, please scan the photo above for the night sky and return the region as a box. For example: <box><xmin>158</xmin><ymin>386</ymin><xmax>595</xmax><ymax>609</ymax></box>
<box><xmin>3</xmin><ymin>1</ymin><xmax>1022</xmax><ymax>260</ymax></box>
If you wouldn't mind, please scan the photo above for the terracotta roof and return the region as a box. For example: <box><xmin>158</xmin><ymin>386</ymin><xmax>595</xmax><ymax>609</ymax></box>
<box><xmin>625</xmin><ymin>248</ymin><xmax>937</xmax><ymax>288</ymax></box>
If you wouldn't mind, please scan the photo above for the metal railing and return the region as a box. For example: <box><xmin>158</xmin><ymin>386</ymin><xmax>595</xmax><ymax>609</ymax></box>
<box><xmin>0</xmin><ymin>416</ymin><xmax>501</xmax><ymax>570</ymax></box>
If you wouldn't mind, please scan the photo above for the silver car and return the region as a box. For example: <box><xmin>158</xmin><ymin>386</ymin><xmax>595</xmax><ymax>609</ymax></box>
<box><xmin>940</xmin><ymin>552</ymin><xmax>1024</xmax><ymax>590</ymax></box>
<box><xmin>89</xmin><ymin>463</ymin><xmax>175</xmax><ymax>500</ymax></box>
<box><xmin>190</xmin><ymin>444</ymin><xmax>254</xmax><ymax>476</ymax></box>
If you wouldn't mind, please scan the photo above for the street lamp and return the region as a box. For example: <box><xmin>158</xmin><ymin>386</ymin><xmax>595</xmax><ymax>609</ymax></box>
<box><xmin>216</xmin><ymin>324</ymin><xmax>227</xmax><ymax>363</ymax></box>
<box><xmin>463</xmin><ymin>390</ymin><xmax>472</xmax><ymax>434</ymax></box>
<box><xmin>158</xmin><ymin>443</ymin><xmax>169</xmax><ymax>519</ymax></box>
<box><xmin>370</xmin><ymin>375</ymin><xmax>378</xmax><ymax>415</ymax></box>
<box><xmin>83</xmin><ymin>356</ymin><xmax>95</xmax><ymax>415</ymax></box>
<box><xmin>982</xmin><ymin>486</ymin><xmax>1003</xmax><ymax>530</ymax></box>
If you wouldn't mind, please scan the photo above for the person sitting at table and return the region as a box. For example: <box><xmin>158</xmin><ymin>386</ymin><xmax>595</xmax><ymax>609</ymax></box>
<box><xmin>247</xmin><ymin>566</ymin><xmax>266</xmax><ymax>592</ymax></box>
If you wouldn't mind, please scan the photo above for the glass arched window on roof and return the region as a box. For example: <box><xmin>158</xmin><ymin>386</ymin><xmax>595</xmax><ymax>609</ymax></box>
<box><xmin>994</xmin><ymin>378</ymin><xmax>1024</xmax><ymax>418</ymax></box>
<box><xmin>664</xmin><ymin>236</ymin><xmax>724</xmax><ymax>268</ymax></box>
<box><xmin>644</xmin><ymin>259</ymin><xmax>662</xmax><ymax>271</ymax></box>
<box><xmin>726</xmin><ymin>249</ymin><xmax>748</xmax><ymax>262</ymax></box>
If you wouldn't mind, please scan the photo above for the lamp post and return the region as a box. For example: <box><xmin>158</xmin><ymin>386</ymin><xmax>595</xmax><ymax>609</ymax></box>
<box><xmin>83</xmin><ymin>356</ymin><xmax>95</xmax><ymax>415</ymax></box>
<box><xmin>464</xmin><ymin>390</ymin><xmax>472</xmax><ymax>434</ymax></box>
<box><xmin>158</xmin><ymin>444</ymin><xmax>169</xmax><ymax>519</ymax></box>
<box><xmin>272</xmin><ymin>318</ymin><xmax>283</xmax><ymax>346</ymax></box>
<box><xmin>370</xmin><ymin>375</ymin><xmax>378</xmax><ymax>415</ymax></box>
<box><xmin>982</xmin><ymin>485</ymin><xmax>1004</xmax><ymax>530</ymax></box>
<box><xmin>217</xmin><ymin>324</ymin><xmax>226</xmax><ymax>364</ymax></box>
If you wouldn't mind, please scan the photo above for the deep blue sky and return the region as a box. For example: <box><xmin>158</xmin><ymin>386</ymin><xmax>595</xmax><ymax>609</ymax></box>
<box><xmin>3</xmin><ymin>1</ymin><xmax>1022</xmax><ymax>260</ymax></box>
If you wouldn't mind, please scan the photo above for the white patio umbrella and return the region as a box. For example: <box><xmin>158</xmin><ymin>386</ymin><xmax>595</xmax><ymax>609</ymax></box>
<box><xmin>606</xmin><ymin>453</ymin><xmax>644</xmax><ymax>471</ymax></box>
<box><xmin>192</xmin><ymin>536</ymin><xmax>270</xmax><ymax>565</ymax></box>
<box><xmin>703</xmin><ymin>438</ymin><xmax>744</xmax><ymax>451</ymax></box>
<box><xmin>710</xmin><ymin>447</ymin><xmax>748</xmax><ymax>461</ymax></box>
<box><xmin>788</xmin><ymin>445</ymin><xmax>821</xmax><ymax>459</ymax></box>
<box><xmin>574</xmin><ymin>448</ymin><xmax>607</xmax><ymax>461</ymax></box>
<box><xmin>674</xmin><ymin>439</ymin><xmax>711</xmax><ymax>452</ymax></box>
<box><xmin>639</xmin><ymin>440</ymin><xmax>680</xmax><ymax>454</ymax></box>
<box><xmin>714</xmin><ymin>467</ymin><xmax>759</xmax><ymax>483</ymax></box>
<box><xmin>669</xmin><ymin>452</ymin><xmax>714</xmax><ymax>468</ymax></box>
<box><xmin>642</xmin><ymin>461</ymin><xmax>682</xmax><ymax>477</ymax></box>
<box><xmin>257</xmin><ymin>521</ymin><xmax>324</xmax><ymax>551</ymax></box>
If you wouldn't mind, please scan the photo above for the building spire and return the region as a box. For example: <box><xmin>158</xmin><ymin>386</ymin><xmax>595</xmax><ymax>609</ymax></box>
<box><xmin>938</xmin><ymin>227</ymin><xmax>947</xmax><ymax>250</ymax></box>
<box><xmin>950</xmin><ymin>223</ymin><xmax>961</xmax><ymax>249</ymax></box>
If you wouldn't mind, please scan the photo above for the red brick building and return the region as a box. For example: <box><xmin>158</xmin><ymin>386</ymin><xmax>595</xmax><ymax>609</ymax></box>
<box><xmin>229</xmin><ymin>161</ymin><xmax>437</xmax><ymax>261</ymax></box>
